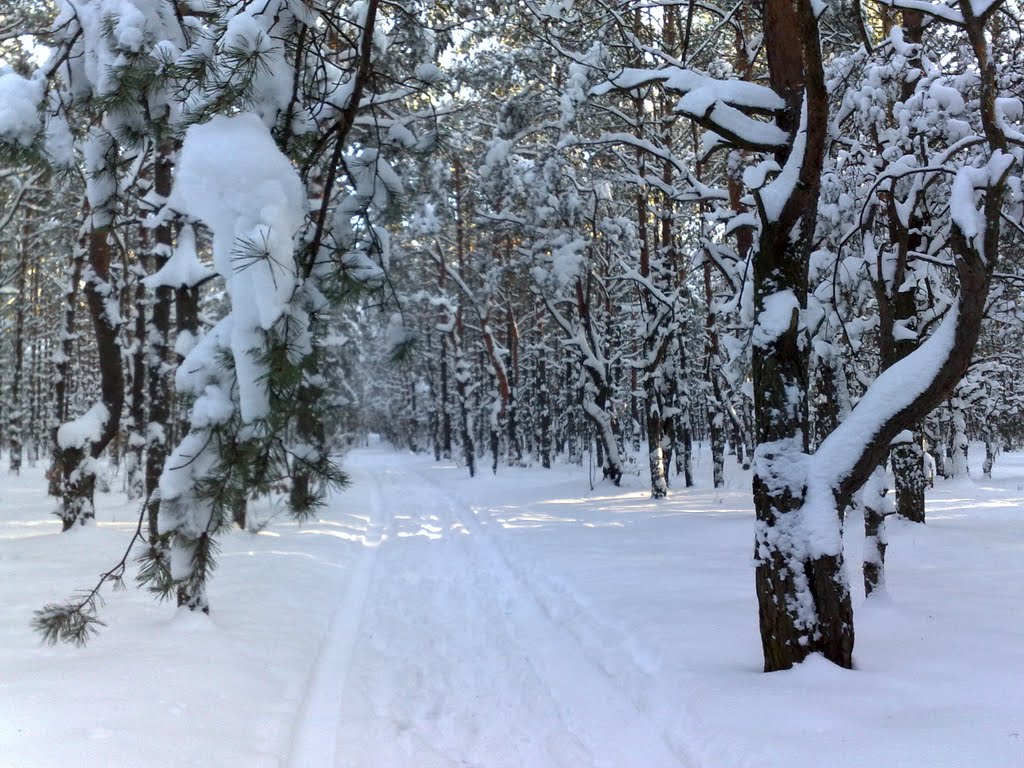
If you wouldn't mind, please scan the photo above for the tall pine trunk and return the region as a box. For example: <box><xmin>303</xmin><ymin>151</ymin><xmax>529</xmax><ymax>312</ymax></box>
<box><xmin>145</xmin><ymin>150</ymin><xmax>176</xmax><ymax>540</ymax></box>
<box><xmin>57</xmin><ymin>205</ymin><xmax>125</xmax><ymax>530</ymax></box>
<box><xmin>8</xmin><ymin>211</ymin><xmax>28</xmax><ymax>474</ymax></box>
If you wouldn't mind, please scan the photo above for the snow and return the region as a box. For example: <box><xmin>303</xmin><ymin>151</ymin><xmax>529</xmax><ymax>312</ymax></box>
<box><xmin>4</xmin><ymin>445</ymin><xmax>1024</xmax><ymax>767</ymax></box>
<box><xmin>877</xmin><ymin>0</ymin><xmax>965</xmax><ymax>25</ymax></box>
<box><xmin>170</xmin><ymin>112</ymin><xmax>304</xmax><ymax>422</ymax></box>
<box><xmin>752</xmin><ymin>289</ymin><xmax>799</xmax><ymax>348</ymax></box>
<box><xmin>759</xmin><ymin>98</ymin><xmax>808</xmax><ymax>222</ymax></box>
<box><xmin>142</xmin><ymin>224</ymin><xmax>213</xmax><ymax>289</ymax></box>
<box><xmin>0</xmin><ymin>72</ymin><xmax>44</xmax><ymax>148</ymax></box>
<box><xmin>803</xmin><ymin>304</ymin><xmax>962</xmax><ymax>558</ymax></box>
<box><xmin>595</xmin><ymin>68</ymin><xmax>784</xmax><ymax>112</ymax></box>
<box><xmin>220</xmin><ymin>10</ymin><xmax>293</xmax><ymax>125</ymax></box>
<box><xmin>55</xmin><ymin>402</ymin><xmax>110</xmax><ymax>450</ymax></box>
<box><xmin>593</xmin><ymin>67</ymin><xmax>788</xmax><ymax>149</ymax></box>
<box><xmin>949</xmin><ymin>152</ymin><xmax>1015</xmax><ymax>260</ymax></box>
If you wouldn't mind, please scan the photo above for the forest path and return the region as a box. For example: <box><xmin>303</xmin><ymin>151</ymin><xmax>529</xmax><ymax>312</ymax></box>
<box><xmin>289</xmin><ymin>448</ymin><xmax>691</xmax><ymax>768</ymax></box>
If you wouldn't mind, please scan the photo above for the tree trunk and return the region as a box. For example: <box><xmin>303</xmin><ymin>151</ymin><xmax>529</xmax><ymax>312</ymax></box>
<box><xmin>174</xmin><ymin>283</ymin><xmax>200</xmax><ymax>443</ymax></box>
<box><xmin>950</xmin><ymin>398</ymin><xmax>969</xmax><ymax>478</ymax></box>
<box><xmin>754</xmin><ymin>0</ymin><xmax>853</xmax><ymax>671</ymax></box>
<box><xmin>8</xmin><ymin>213</ymin><xmax>28</xmax><ymax>474</ymax></box>
<box><xmin>757</xmin><ymin>0</ymin><xmax>1005</xmax><ymax>669</ymax></box>
<box><xmin>455</xmin><ymin>348</ymin><xmax>475</xmax><ymax>478</ymax></box>
<box><xmin>537</xmin><ymin>344</ymin><xmax>551</xmax><ymax>468</ymax></box>
<box><xmin>982</xmin><ymin>433</ymin><xmax>997</xmax><ymax>478</ymax></box>
<box><xmin>645</xmin><ymin>390</ymin><xmax>668</xmax><ymax>498</ymax></box>
<box><xmin>892</xmin><ymin>434</ymin><xmax>926</xmax><ymax>523</ymax></box>
<box><xmin>439</xmin><ymin>333</ymin><xmax>452</xmax><ymax>459</ymax></box>
<box><xmin>863</xmin><ymin>467</ymin><xmax>891</xmax><ymax>597</ymax></box>
<box><xmin>49</xmin><ymin>247</ymin><xmax>82</xmax><ymax>498</ymax></box>
<box><xmin>58</xmin><ymin>214</ymin><xmax>125</xmax><ymax>530</ymax></box>
<box><xmin>146</xmin><ymin>150</ymin><xmax>176</xmax><ymax>539</ymax></box>
<box><xmin>125</xmin><ymin>270</ymin><xmax>147</xmax><ymax>499</ymax></box>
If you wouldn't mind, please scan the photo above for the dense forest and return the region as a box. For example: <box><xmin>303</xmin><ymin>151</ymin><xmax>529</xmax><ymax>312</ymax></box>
<box><xmin>2</xmin><ymin>0</ymin><xmax>1024</xmax><ymax>673</ymax></box>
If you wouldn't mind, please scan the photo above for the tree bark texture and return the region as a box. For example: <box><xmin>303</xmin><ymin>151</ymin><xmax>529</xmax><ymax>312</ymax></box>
<box><xmin>59</xmin><ymin>216</ymin><xmax>125</xmax><ymax>530</ymax></box>
<box><xmin>753</xmin><ymin>0</ymin><xmax>853</xmax><ymax>672</ymax></box>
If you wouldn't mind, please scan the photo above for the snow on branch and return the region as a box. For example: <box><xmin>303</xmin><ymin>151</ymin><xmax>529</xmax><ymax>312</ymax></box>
<box><xmin>950</xmin><ymin>152</ymin><xmax>1015</xmax><ymax>263</ymax></box>
<box><xmin>592</xmin><ymin>68</ymin><xmax>789</xmax><ymax>152</ymax></box>
<box><xmin>0</xmin><ymin>72</ymin><xmax>44</xmax><ymax>149</ymax></box>
<box><xmin>805</xmin><ymin>303</ymin><xmax>960</xmax><ymax>554</ymax></box>
<box><xmin>874</xmin><ymin>0</ymin><xmax>966</xmax><ymax>25</ymax></box>
<box><xmin>168</xmin><ymin>112</ymin><xmax>304</xmax><ymax>423</ymax></box>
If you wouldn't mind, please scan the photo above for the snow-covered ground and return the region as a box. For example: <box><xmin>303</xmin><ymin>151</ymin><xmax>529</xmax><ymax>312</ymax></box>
<box><xmin>2</xmin><ymin>445</ymin><xmax>1023</xmax><ymax>767</ymax></box>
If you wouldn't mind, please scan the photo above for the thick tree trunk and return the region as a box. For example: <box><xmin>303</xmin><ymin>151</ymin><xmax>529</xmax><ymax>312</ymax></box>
<box><xmin>58</xmin><ymin>217</ymin><xmax>125</xmax><ymax>530</ymax></box>
<box><xmin>892</xmin><ymin>435</ymin><xmax>926</xmax><ymax>522</ymax></box>
<box><xmin>754</xmin><ymin>0</ymin><xmax>853</xmax><ymax>671</ymax></box>
<box><xmin>752</xmin><ymin>0</ymin><xmax>1000</xmax><ymax>667</ymax></box>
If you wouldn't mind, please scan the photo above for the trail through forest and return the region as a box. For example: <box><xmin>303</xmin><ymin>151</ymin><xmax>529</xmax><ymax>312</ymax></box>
<box><xmin>302</xmin><ymin>451</ymin><xmax>689</xmax><ymax>768</ymax></box>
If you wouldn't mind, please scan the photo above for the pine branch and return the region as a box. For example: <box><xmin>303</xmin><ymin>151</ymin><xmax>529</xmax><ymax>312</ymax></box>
<box><xmin>32</xmin><ymin>492</ymin><xmax>152</xmax><ymax>646</ymax></box>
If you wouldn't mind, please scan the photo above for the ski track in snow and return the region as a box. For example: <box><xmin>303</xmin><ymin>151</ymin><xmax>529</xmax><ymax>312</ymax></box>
<box><xmin>413</xmin><ymin>467</ymin><xmax>696</xmax><ymax>768</ymax></box>
<box><xmin>294</xmin><ymin>450</ymin><xmax>692</xmax><ymax>768</ymax></box>
<box><xmin>287</xmin><ymin>469</ymin><xmax>388</xmax><ymax>768</ymax></box>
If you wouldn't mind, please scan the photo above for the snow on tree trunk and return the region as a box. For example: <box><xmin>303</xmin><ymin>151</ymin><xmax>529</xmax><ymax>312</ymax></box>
<box><xmin>48</xmin><ymin>245</ymin><xmax>82</xmax><ymax>498</ymax></box>
<box><xmin>703</xmin><ymin>263</ymin><xmax>726</xmax><ymax>489</ymax></box>
<box><xmin>932</xmin><ymin>434</ymin><xmax>949</xmax><ymax>479</ymax></box>
<box><xmin>124</xmin><ymin>264</ymin><xmax>146</xmax><ymax>500</ymax></box>
<box><xmin>863</xmin><ymin>466</ymin><xmax>893</xmax><ymax>597</ymax></box>
<box><xmin>982</xmin><ymin>434</ymin><xmax>997</xmax><ymax>479</ymax></box>
<box><xmin>950</xmin><ymin>397</ymin><xmax>969</xmax><ymax>479</ymax></box>
<box><xmin>645</xmin><ymin>392</ymin><xmax>668</xmax><ymax>499</ymax></box>
<box><xmin>9</xmin><ymin>206</ymin><xmax>28</xmax><ymax>474</ymax></box>
<box><xmin>454</xmin><ymin>345</ymin><xmax>476</xmax><ymax>478</ymax></box>
<box><xmin>143</xmin><ymin>146</ymin><xmax>176</xmax><ymax>539</ymax></box>
<box><xmin>56</xmin><ymin>184</ymin><xmax>125</xmax><ymax>531</ymax></box>
<box><xmin>536</xmin><ymin>343</ymin><xmax>552</xmax><ymax>469</ymax></box>
<box><xmin>751</xmin><ymin>0</ymin><xmax>854</xmax><ymax>672</ymax></box>
<box><xmin>892</xmin><ymin>434</ymin><xmax>926</xmax><ymax>523</ymax></box>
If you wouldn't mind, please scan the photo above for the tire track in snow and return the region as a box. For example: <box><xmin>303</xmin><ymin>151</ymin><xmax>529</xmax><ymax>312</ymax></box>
<box><xmin>286</xmin><ymin>468</ymin><xmax>387</xmax><ymax>768</ymax></box>
<box><xmin>414</xmin><ymin>466</ymin><xmax>696</xmax><ymax>768</ymax></box>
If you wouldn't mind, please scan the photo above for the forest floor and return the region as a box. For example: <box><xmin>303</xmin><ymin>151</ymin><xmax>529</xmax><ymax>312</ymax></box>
<box><xmin>2</xmin><ymin>444</ymin><xmax>1023</xmax><ymax>767</ymax></box>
